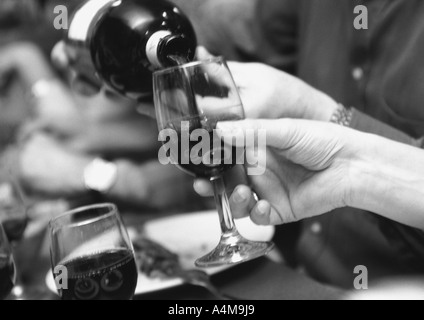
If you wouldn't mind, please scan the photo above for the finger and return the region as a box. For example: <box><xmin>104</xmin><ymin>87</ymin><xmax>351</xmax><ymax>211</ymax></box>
<box><xmin>135</xmin><ymin>100</ymin><xmax>157</xmax><ymax>118</ymax></box>
<box><xmin>217</xmin><ymin>119</ymin><xmax>300</xmax><ymax>149</ymax></box>
<box><xmin>193</xmin><ymin>179</ymin><xmax>258</xmax><ymax>219</ymax></box>
<box><xmin>194</xmin><ymin>54</ymin><xmax>238</xmax><ymax>99</ymax></box>
<box><xmin>196</xmin><ymin>49</ymin><xmax>244</xmax><ymax>91</ymax></box>
<box><xmin>193</xmin><ymin>179</ymin><xmax>214</xmax><ymax>197</ymax></box>
<box><xmin>226</xmin><ymin>61</ymin><xmax>249</xmax><ymax>86</ymax></box>
<box><xmin>250</xmin><ymin>200</ymin><xmax>272</xmax><ymax>225</ymax></box>
<box><xmin>250</xmin><ymin>200</ymin><xmax>298</xmax><ymax>226</ymax></box>
<box><xmin>228</xmin><ymin>185</ymin><xmax>257</xmax><ymax>219</ymax></box>
<box><xmin>193</xmin><ymin>60</ymin><xmax>243</xmax><ymax>117</ymax></box>
<box><xmin>195</xmin><ymin>95</ymin><xmax>243</xmax><ymax>118</ymax></box>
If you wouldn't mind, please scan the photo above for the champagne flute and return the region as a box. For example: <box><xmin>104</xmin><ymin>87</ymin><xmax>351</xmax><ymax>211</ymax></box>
<box><xmin>0</xmin><ymin>223</ymin><xmax>16</xmax><ymax>300</ymax></box>
<box><xmin>153</xmin><ymin>56</ymin><xmax>274</xmax><ymax>268</ymax></box>
<box><xmin>49</xmin><ymin>203</ymin><xmax>138</xmax><ymax>300</ymax></box>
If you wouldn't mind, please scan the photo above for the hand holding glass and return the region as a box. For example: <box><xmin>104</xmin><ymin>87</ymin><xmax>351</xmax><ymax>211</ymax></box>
<box><xmin>153</xmin><ymin>57</ymin><xmax>274</xmax><ymax>268</ymax></box>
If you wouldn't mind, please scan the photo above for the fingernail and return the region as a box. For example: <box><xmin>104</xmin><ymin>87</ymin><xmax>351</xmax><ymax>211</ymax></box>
<box><xmin>193</xmin><ymin>180</ymin><xmax>204</xmax><ymax>191</ymax></box>
<box><xmin>233</xmin><ymin>189</ymin><xmax>247</xmax><ymax>204</ymax></box>
<box><xmin>257</xmin><ymin>201</ymin><xmax>270</xmax><ymax>216</ymax></box>
<box><xmin>193</xmin><ymin>180</ymin><xmax>200</xmax><ymax>189</ymax></box>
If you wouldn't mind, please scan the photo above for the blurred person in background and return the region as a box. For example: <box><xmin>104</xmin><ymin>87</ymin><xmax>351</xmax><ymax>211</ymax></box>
<box><xmin>0</xmin><ymin>0</ymin><xmax>207</xmax><ymax>221</ymax></box>
<box><xmin>0</xmin><ymin>0</ymin><xmax>56</xmax><ymax>152</ymax></box>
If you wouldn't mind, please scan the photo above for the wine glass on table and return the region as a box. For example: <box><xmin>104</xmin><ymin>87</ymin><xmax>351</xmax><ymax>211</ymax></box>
<box><xmin>153</xmin><ymin>56</ymin><xmax>274</xmax><ymax>268</ymax></box>
<box><xmin>49</xmin><ymin>203</ymin><xmax>138</xmax><ymax>300</ymax></box>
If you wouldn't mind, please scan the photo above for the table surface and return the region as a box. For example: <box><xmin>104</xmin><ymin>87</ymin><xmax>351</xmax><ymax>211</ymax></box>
<box><xmin>11</xmin><ymin>212</ymin><xmax>347</xmax><ymax>301</ymax></box>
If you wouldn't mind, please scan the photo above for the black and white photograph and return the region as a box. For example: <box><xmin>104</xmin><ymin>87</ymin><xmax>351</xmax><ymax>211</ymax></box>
<box><xmin>1</xmin><ymin>0</ymin><xmax>424</xmax><ymax>304</ymax></box>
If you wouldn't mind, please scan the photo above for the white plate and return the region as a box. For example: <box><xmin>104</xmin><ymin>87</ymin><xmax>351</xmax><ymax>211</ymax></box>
<box><xmin>46</xmin><ymin>210</ymin><xmax>275</xmax><ymax>296</ymax></box>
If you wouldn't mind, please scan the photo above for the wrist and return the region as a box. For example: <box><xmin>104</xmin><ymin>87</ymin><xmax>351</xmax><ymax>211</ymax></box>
<box><xmin>345</xmin><ymin>133</ymin><xmax>424</xmax><ymax>229</ymax></box>
<box><xmin>347</xmin><ymin>134</ymin><xmax>396</xmax><ymax>211</ymax></box>
<box><xmin>346</xmin><ymin>154</ymin><xmax>377</xmax><ymax>210</ymax></box>
<box><xmin>330</xmin><ymin>129</ymin><xmax>378</xmax><ymax>209</ymax></box>
<box><xmin>303</xmin><ymin>88</ymin><xmax>339</xmax><ymax>122</ymax></box>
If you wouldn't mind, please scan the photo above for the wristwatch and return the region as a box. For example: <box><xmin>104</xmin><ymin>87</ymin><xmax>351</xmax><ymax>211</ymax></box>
<box><xmin>83</xmin><ymin>158</ymin><xmax>118</xmax><ymax>194</ymax></box>
<box><xmin>330</xmin><ymin>104</ymin><xmax>354</xmax><ymax>127</ymax></box>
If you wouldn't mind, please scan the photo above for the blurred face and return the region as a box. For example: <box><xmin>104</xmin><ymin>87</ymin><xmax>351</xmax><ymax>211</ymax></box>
<box><xmin>51</xmin><ymin>41</ymin><xmax>156</xmax><ymax>118</ymax></box>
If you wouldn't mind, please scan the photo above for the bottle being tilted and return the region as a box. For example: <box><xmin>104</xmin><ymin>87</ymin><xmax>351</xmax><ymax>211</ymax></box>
<box><xmin>64</xmin><ymin>0</ymin><xmax>197</xmax><ymax>100</ymax></box>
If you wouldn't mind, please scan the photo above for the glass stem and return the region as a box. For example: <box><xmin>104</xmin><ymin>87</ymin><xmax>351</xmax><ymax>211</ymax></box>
<box><xmin>211</xmin><ymin>176</ymin><xmax>238</xmax><ymax>237</ymax></box>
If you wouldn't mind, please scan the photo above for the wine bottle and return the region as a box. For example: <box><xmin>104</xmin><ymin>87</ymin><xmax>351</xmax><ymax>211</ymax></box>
<box><xmin>64</xmin><ymin>0</ymin><xmax>197</xmax><ymax>100</ymax></box>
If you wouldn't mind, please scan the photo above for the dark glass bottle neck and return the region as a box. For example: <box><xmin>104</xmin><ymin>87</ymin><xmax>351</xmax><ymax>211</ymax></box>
<box><xmin>146</xmin><ymin>31</ymin><xmax>195</xmax><ymax>69</ymax></box>
<box><xmin>158</xmin><ymin>34</ymin><xmax>194</xmax><ymax>67</ymax></box>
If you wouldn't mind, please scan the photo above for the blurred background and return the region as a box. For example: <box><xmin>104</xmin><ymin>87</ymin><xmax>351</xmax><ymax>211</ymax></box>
<box><xmin>0</xmin><ymin>0</ymin><xmax>59</xmax><ymax>149</ymax></box>
<box><xmin>0</xmin><ymin>0</ymin><xmax>208</xmax><ymax>218</ymax></box>
<box><xmin>0</xmin><ymin>0</ymin><xmax>215</xmax><ymax>298</ymax></box>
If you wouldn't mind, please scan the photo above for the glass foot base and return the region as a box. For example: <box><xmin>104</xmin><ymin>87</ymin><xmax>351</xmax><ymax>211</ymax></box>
<box><xmin>195</xmin><ymin>233</ymin><xmax>275</xmax><ymax>268</ymax></box>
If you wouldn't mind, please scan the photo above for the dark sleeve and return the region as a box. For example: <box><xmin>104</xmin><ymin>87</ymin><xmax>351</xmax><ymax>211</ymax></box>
<box><xmin>378</xmin><ymin>218</ymin><xmax>424</xmax><ymax>272</ymax></box>
<box><xmin>252</xmin><ymin>0</ymin><xmax>299</xmax><ymax>73</ymax></box>
<box><xmin>350</xmin><ymin>108</ymin><xmax>423</xmax><ymax>148</ymax></box>
<box><xmin>173</xmin><ymin>0</ymin><xmax>299</xmax><ymax>72</ymax></box>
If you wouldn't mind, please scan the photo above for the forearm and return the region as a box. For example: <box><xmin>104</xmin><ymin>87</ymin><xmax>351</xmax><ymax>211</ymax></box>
<box><xmin>350</xmin><ymin>134</ymin><xmax>424</xmax><ymax>230</ymax></box>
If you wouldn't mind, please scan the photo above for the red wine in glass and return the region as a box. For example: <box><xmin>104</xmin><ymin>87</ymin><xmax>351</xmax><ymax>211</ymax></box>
<box><xmin>166</xmin><ymin>117</ymin><xmax>244</xmax><ymax>179</ymax></box>
<box><xmin>49</xmin><ymin>203</ymin><xmax>138</xmax><ymax>300</ymax></box>
<box><xmin>56</xmin><ymin>249</ymin><xmax>137</xmax><ymax>300</ymax></box>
